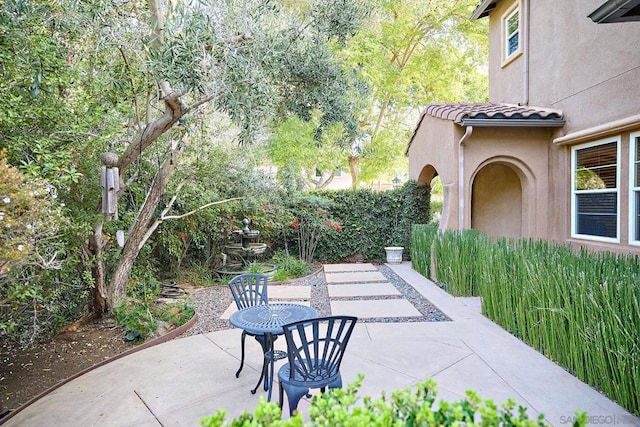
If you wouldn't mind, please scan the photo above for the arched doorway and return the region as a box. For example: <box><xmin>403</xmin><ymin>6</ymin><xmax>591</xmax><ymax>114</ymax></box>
<box><xmin>471</xmin><ymin>162</ymin><xmax>523</xmax><ymax>238</ymax></box>
<box><xmin>417</xmin><ymin>164</ymin><xmax>448</xmax><ymax>229</ymax></box>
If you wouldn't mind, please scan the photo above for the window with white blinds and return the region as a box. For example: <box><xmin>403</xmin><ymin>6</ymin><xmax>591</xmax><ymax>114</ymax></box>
<box><xmin>630</xmin><ymin>132</ymin><xmax>640</xmax><ymax>244</ymax></box>
<box><xmin>571</xmin><ymin>138</ymin><xmax>620</xmax><ymax>242</ymax></box>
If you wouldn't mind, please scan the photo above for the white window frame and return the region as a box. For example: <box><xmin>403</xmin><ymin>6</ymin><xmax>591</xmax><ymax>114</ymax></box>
<box><xmin>571</xmin><ymin>137</ymin><xmax>620</xmax><ymax>243</ymax></box>
<box><xmin>501</xmin><ymin>2</ymin><xmax>522</xmax><ymax>66</ymax></box>
<box><xmin>629</xmin><ymin>132</ymin><xmax>640</xmax><ymax>245</ymax></box>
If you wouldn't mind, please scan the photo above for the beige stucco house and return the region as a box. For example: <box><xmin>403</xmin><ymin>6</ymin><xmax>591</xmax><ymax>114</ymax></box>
<box><xmin>406</xmin><ymin>0</ymin><xmax>640</xmax><ymax>254</ymax></box>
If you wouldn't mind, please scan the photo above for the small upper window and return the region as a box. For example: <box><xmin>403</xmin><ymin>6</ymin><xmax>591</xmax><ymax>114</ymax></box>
<box><xmin>502</xmin><ymin>4</ymin><xmax>521</xmax><ymax>64</ymax></box>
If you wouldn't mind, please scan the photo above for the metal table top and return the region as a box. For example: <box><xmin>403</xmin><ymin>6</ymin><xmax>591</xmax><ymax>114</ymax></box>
<box><xmin>229</xmin><ymin>303</ymin><xmax>318</xmax><ymax>336</ymax></box>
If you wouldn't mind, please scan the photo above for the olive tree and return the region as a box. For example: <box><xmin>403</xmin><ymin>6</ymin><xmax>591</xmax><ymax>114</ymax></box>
<box><xmin>78</xmin><ymin>0</ymin><xmax>371</xmax><ymax>313</ymax></box>
<box><xmin>1</xmin><ymin>0</ymin><xmax>372</xmax><ymax>318</ymax></box>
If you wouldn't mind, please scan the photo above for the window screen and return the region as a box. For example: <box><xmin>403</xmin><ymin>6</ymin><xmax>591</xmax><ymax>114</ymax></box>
<box><xmin>506</xmin><ymin>10</ymin><xmax>520</xmax><ymax>57</ymax></box>
<box><xmin>633</xmin><ymin>136</ymin><xmax>640</xmax><ymax>241</ymax></box>
<box><xmin>573</xmin><ymin>141</ymin><xmax>618</xmax><ymax>239</ymax></box>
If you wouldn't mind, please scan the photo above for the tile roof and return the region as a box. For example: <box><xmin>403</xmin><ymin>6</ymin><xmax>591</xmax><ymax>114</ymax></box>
<box><xmin>424</xmin><ymin>102</ymin><xmax>564</xmax><ymax>124</ymax></box>
<box><xmin>405</xmin><ymin>102</ymin><xmax>565</xmax><ymax>155</ymax></box>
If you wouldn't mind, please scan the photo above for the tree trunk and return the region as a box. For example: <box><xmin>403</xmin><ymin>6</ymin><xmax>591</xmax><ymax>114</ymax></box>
<box><xmin>82</xmin><ymin>222</ymin><xmax>109</xmax><ymax>315</ymax></box>
<box><xmin>90</xmin><ymin>223</ymin><xmax>109</xmax><ymax>313</ymax></box>
<box><xmin>87</xmin><ymin>0</ymin><xmax>214</xmax><ymax>313</ymax></box>
<box><xmin>348</xmin><ymin>155</ymin><xmax>360</xmax><ymax>189</ymax></box>
<box><xmin>108</xmin><ymin>153</ymin><xmax>179</xmax><ymax>306</ymax></box>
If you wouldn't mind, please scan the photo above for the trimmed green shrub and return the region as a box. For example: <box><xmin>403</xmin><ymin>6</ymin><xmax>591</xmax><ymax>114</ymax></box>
<box><xmin>200</xmin><ymin>375</ymin><xmax>586</xmax><ymax>426</ymax></box>
<box><xmin>309</xmin><ymin>181</ymin><xmax>430</xmax><ymax>263</ymax></box>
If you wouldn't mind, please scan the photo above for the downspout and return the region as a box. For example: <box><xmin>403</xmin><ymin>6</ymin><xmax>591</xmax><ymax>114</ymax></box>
<box><xmin>522</xmin><ymin>0</ymin><xmax>530</xmax><ymax>105</ymax></box>
<box><xmin>458</xmin><ymin>126</ymin><xmax>473</xmax><ymax>230</ymax></box>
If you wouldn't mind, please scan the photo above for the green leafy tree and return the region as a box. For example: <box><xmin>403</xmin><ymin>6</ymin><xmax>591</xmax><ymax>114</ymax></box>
<box><xmin>338</xmin><ymin>0</ymin><xmax>489</xmax><ymax>186</ymax></box>
<box><xmin>0</xmin><ymin>0</ymin><xmax>372</xmax><ymax>316</ymax></box>
<box><xmin>267</xmin><ymin>112</ymin><xmax>348</xmax><ymax>190</ymax></box>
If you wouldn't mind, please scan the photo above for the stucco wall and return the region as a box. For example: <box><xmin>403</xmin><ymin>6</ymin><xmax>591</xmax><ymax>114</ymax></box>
<box><xmin>488</xmin><ymin>0</ymin><xmax>640</xmax><ymax>134</ymax></box>
<box><xmin>407</xmin><ymin>116</ymin><xmax>556</xmax><ymax>239</ymax></box>
<box><xmin>407</xmin><ymin>115</ymin><xmax>462</xmax><ymax>230</ymax></box>
<box><xmin>463</xmin><ymin>127</ymin><xmax>553</xmax><ymax>239</ymax></box>
<box><xmin>471</xmin><ymin>162</ymin><xmax>522</xmax><ymax>238</ymax></box>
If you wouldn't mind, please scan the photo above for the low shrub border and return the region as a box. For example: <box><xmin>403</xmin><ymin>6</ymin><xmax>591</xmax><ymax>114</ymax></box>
<box><xmin>201</xmin><ymin>375</ymin><xmax>587</xmax><ymax>426</ymax></box>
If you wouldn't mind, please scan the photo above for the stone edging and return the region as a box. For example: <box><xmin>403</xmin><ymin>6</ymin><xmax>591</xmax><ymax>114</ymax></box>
<box><xmin>0</xmin><ymin>313</ymin><xmax>198</xmax><ymax>426</ymax></box>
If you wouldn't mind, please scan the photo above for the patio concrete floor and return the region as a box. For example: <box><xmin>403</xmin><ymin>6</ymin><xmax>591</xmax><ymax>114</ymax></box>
<box><xmin>2</xmin><ymin>262</ymin><xmax>637</xmax><ymax>426</ymax></box>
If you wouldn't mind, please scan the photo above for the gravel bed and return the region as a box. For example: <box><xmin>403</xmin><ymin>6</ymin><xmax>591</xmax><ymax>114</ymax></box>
<box><xmin>179</xmin><ymin>265</ymin><xmax>449</xmax><ymax>338</ymax></box>
<box><xmin>375</xmin><ymin>264</ymin><xmax>450</xmax><ymax>322</ymax></box>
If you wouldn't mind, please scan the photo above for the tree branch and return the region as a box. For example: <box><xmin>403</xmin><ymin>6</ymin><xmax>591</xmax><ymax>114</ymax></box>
<box><xmin>161</xmin><ymin>197</ymin><xmax>242</xmax><ymax>220</ymax></box>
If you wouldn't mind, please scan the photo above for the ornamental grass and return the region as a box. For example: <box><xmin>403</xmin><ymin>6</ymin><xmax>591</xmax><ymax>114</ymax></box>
<box><xmin>411</xmin><ymin>226</ymin><xmax>640</xmax><ymax>416</ymax></box>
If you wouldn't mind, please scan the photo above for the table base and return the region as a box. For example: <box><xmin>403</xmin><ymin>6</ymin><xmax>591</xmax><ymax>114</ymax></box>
<box><xmin>250</xmin><ymin>333</ymin><xmax>287</xmax><ymax>401</ymax></box>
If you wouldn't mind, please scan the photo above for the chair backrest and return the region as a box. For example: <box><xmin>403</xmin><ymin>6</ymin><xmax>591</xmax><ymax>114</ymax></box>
<box><xmin>282</xmin><ymin>315</ymin><xmax>358</xmax><ymax>384</ymax></box>
<box><xmin>228</xmin><ymin>274</ymin><xmax>269</xmax><ymax>310</ymax></box>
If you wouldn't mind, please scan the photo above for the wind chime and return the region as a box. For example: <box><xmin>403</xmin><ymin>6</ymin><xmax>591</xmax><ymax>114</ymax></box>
<box><xmin>100</xmin><ymin>152</ymin><xmax>120</xmax><ymax>221</ymax></box>
<box><xmin>100</xmin><ymin>152</ymin><xmax>126</xmax><ymax>246</ymax></box>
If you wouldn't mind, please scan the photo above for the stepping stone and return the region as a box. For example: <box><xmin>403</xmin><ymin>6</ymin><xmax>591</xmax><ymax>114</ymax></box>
<box><xmin>268</xmin><ymin>286</ymin><xmax>311</xmax><ymax>300</ymax></box>
<box><xmin>325</xmin><ymin>271</ymin><xmax>387</xmax><ymax>283</ymax></box>
<box><xmin>327</xmin><ymin>283</ymin><xmax>400</xmax><ymax>298</ymax></box>
<box><xmin>323</xmin><ymin>263</ymin><xmax>378</xmax><ymax>273</ymax></box>
<box><xmin>330</xmin><ymin>299</ymin><xmax>421</xmax><ymax>318</ymax></box>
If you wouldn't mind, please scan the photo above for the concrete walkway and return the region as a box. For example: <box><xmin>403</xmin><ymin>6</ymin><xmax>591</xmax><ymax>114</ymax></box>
<box><xmin>2</xmin><ymin>263</ymin><xmax>638</xmax><ymax>426</ymax></box>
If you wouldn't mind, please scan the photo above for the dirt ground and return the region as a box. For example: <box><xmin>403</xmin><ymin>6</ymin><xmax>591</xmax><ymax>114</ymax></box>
<box><xmin>0</xmin><ymin>317</ymin><xmax>133</xmax><ymax>415</ymax></box>
<box><xmin>0</xmin><ymin>274</ymin><xmax>315</xmax><ymax>419</ymax></box>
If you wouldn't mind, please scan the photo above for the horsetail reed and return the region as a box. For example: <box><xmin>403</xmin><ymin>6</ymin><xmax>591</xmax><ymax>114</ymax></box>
<box><xmin>410</xmin><ymin>227</ymin><xmax>640</xmax><ymax>416</ymax></box>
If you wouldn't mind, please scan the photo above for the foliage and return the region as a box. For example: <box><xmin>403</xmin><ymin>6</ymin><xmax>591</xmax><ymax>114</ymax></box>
<box><xmin>271</xmin><ymin>251</ymin><xmax>313</xmax><ymax>282</ymax></box>
<box><xmin>154</xmin><ymin>139</ymin><xmax>295</xmax><ymax>273</ymax></box>
<box><xmin>410</xmin><ymin>224</ymin><xmax>438</xmax><ymax>280</ymax></box>
<box><xmin>114</xmin><ymin>299</ymin><xmax>157</xmax><ymax>342</ymax></box>
<box><xmin>176</xmin><ymin>262</ymin><xmax>217</xmax><ymax>288</ymax></box>
<box><xmin>429</xmin><ymin>200</ymin><xmax>443</xmax><ymax>225</ymax></box>
<box><xmin>157</xmin><ymin>171</ymin><xmax>429</xmax><ymax>272</ymax></box>
<box><xmin>267</xmin><ymin>112</ymin><xmax>349</xmax><ymax>191</ymax></box>
<box><xmin>0</xmin><ymin>0</ymin><xmax>483</xmax><ymax>324</ymax></box>
<box><xmin>308</xmin><ymin>181</ymin><xmax>430</xmax><ymax>263</ymax></box>
<box><xmin>0</xmin><ymin>0</ymin><xmax>121</xmax><ymax>205</ymax></box>
<box><xmin>283</xmin><ymin>194</ymin><xmax>342</xmax><ymax>263</ymax></box>
<box><xmin>1</xmin><ymin>0</ymin><xmax>377</xmax><ymax>316</ymax></box>
<box><xmin>0</xmin><ymin>152</ymin><xmax>86</xmax><ymax>345</ymax></box>
<box><xmin>114</xmin><ymin>277</ymin><xmax>194</xmax><ymax>341</ymax></box>
<box><xmin>336</xmin><ymin>0</ymin><xmax>489</xmax><ymax>186</ymax></box>
<box><xmin>201</xmin><ymin>375</ymin><xmax>583</xmax><ymax>426</ymax></box>
<box><xmin>415</xmin><ymin>228</ymin><xmax>640</xmax><ymax>416</ymax></box>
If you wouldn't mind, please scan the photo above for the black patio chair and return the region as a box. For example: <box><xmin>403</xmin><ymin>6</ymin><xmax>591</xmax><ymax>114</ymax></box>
<box><xmin>277</xmin><ymin>315</ymin><xmax>358</xmax><ymax>416</ymax></box>
<box><xmin>228</xmin><ymin>273</ymin><xmax>271</xmax><ymax>378</ymax></box>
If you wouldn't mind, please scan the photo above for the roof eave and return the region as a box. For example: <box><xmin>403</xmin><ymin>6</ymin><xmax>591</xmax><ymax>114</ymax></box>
<box><xmin>459</xmin><ymin>118</ymin><xmax>566</xmax><ymax>127</ymax></box>
<box><xmin>405</xmin><ymin>109</ymin><xmax>428</xmax><ymax>157</ymax></box>
<box><xmin>589</xmin><ymin>0</ymin><xmax>640</xmax><ymax>23</ymax></box>
<box><xmin>470</xmin><ymin>0</ymin><xmax>498</xmax><ymax>21</ymax></box>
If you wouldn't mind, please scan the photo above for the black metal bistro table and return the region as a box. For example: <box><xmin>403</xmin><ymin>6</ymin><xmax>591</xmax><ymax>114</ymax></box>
<box><xmin>229</xmin><ymin>302</ymin><xmax>318</xmax><ymax>401</ymax></box>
